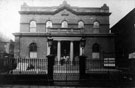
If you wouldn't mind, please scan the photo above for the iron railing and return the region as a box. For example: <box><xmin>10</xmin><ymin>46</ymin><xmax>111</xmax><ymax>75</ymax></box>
<box><xmin>4</xmin><ymin>58</ymin><xmax>118</xmax><ymax>74</ymax></box>
<box><xmin>1</xmin><ymin>57</ymin><xmax>133</xmax><ymax>77</ymax></box>
<box><xmin>0</xmin><ymin>57</ymin><xmax>135</xmax><ymax>86</ymax></box>
<box><xmin>12</xmin><ymin>58</ymin><xmax>47</xmax><ymax>74</ymax></box>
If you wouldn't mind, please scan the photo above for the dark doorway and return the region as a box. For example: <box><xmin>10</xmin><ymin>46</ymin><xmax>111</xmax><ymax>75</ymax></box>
<box><xmin>74</xmin><ymin>41</ymin><xmax>80</xmax><ymax>58</ymax></box>
<box><xmin>61</xmin><ymin>41</ymin><xmax>70</xmax><ymax>57</ymax></box>
<box><xmin>50</xmin><ymin>41</ymin><xmax>57</xmax><ymax>56</ymax></box>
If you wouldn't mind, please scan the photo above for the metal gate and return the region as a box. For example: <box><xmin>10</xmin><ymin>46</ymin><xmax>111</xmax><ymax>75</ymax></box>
<box><xmin>47</xmin><ymin>55</ymin><xmax>86</xmax><ymax>81</ymax></box>
<box><xmin>53</xmin><ymin>60</ymin><xmax>80</xmax><ymax>81</ymax></box>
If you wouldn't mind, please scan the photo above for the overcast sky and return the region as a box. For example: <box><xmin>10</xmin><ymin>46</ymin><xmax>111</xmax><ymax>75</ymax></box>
<box><xmin>0</xmin><ymin>0</ymin><xmax>134</xmax><ymax>40</ymax></box>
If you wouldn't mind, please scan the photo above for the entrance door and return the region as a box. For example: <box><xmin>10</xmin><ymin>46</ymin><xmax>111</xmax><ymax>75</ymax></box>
<box><xmin>73</xmin><ymin>41</ymin><xmax>80</xmax><ymax>65</ymax></box>
<box><xmin>61</xmin><ymin>41</ymin><xmax>70</xmax><ymax>65</ymax></box>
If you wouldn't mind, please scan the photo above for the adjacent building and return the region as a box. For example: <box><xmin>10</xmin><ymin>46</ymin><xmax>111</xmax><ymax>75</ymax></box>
<box><xmin>111</xmin><ymin>8</ymin><xmax>135</xmax><ymax>68</ymax></box>
<box><xmin>0</xmin><ymin>32</ymin><xmax>14</xmax><ymax>58</ymax></box>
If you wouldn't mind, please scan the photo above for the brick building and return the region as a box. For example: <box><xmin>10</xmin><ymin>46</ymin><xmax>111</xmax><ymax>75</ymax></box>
<box><xmin>13</xmin><ymin>1</ymin><xmax>115</xmax><ymax>72</ymax></box>
<box><xmin>0</xmin><ymin>32</ymin><xmax>13</xmax><ymax>58</ymax></box>
<box><xmin>111</xmin><ymin>8</ymin><xmax>135</xmax><ymax>68</ymax></box>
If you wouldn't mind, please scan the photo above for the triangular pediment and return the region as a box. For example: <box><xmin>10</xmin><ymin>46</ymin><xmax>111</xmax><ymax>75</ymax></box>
<box><xmin>54</xmin><ymin>6</ymin><xmax>77</xmax><ymax>15</ymax></box>
<box><xmin>53</xmin><ymin>1</ymin><xmax>77</xmax><ymax>15</ymax></box>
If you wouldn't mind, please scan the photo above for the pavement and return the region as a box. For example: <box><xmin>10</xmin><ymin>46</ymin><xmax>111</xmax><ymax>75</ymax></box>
<box><xmin>0</xmin><ymin>72</ymin><xmax>135</xmax><ymax>88</ymax></box>
<box><xmin>0</xmin><ymin>85</ymin><xmax>135</xmax><ymax>88</ymax></box>
<box><xmin>0</xmin><ymin>85</ymin><xmax>76</xmax><ymax>88</ymax></box>
<box><xmin>0</xmin><ymin>85</ymin><xmax>107</xmax><ymax>88</ymax></box>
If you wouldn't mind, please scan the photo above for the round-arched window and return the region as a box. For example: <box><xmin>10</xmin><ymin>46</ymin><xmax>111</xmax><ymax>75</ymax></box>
<box><xmin>93</xmin><ymin>21</ymin><xmax>100</xmax><ymax>28</ymax></box>
<box><xmin>30</xmin><ymin>21</ymin><xmax>36</xmax><ymax>32</ymax></box>
<box><xmin>61</xmin><ymin>21</ymin><xmax>68</xmax><ymax>28</ymax></box>
<box><xmin>78</xmin><ymin>21</ymin><xmax>84</xmax><ymax>28</ymax></box>
<box><xmin>92</xmin><ymin>43</ymin><xmax>100</xmax><ymax>59</ymax></box>
<box><xmin>46</xmin><ymin>21</ymin><xmax>53</xmax><ymax>32</ymax></box>
<box><xmin>29</xmin><ymin>43</ymin><xmax>37</xmax><ymax>58</ymax></box>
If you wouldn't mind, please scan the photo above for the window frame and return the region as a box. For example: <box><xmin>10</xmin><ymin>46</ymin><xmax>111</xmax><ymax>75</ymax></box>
<box><xmin>78</xmin><ymin>21</ymin><xmax>84</xmax><ymax>28</ymax></box>
<box><xmin>29</xmin><ymin>43</ymin><xmax>37</xmax><ymax>58</ymax></box>
<box><xmin>92</xmin><ymin>43</ymin><xmax>100</xmax><ymax>59</ymax></box>
<box><xmin>46</xmin><ymin>21</ymin><xmax>53</xmax><ymax>28</ymax></box>
<box><xmin>46</xmin><ymin>21</ymin><xmax>53</xmax><ymax>32</ymax></box>
<box><xmin>30</xmin><ymin>21</ymin><xmax>37</xmax><ymax>32</ymax></box>
<box><xmin>61</xmin><ymin>20</ymin><xmax>68</xmax><ymax>28</ymax></box>
<box><xmin>93</xmin><ymin>21</ymin><xmax>100</xmax><ymax>29</ymax></box>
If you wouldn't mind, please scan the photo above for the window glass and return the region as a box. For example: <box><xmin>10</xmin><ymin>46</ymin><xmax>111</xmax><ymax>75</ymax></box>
<box><xmin>93</xmin><ymin>21</ymin><xmax>100</xmax><ymax>28</ymax></box>
<box><xmin>30</xmin><ymin>21</ymin><xmax>36</xmax><ymax>32</ymax></box>
<box><xmin>92</xmin><ymin>43</ymin><xmax>100</xmax><ymax>52</ymax></box>
<box><xmin>92</xmin><ymin>43</ymin><xmax>100</xmax><ymax>59</ymax></box>
<box><xmin>29</xmin><ymin>43</ymin><xmax>37</xmax><ymax>58</ymax></box>
<box><xmin>46</xmin><ymin>21</ymin><xmax>52</xmax><ymax>32</ymax></box>
<box><xmin>46</xmin><ymin>21</ymin><xmax>52</xmax><ymax>28</ymax></box>
<box><xmin>78</xmin><ymin>21</ymin><xmax>84</xmax><ymax>28</ymax></box>
<box><xmin>61</xmin><ymin>21</ymin><xmax>68</xmax><ymax>28</ymax></box>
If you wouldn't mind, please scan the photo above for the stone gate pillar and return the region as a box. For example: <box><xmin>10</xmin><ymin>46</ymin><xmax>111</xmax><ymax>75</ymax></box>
<box><xmin>47</xmin><ymin>55</ymin><xmax>55</xmax><ymax>82</ymax></box>
<box><xmin>79</xmin><ymin>55</ymin><xmax>86</xmax><ymax>80</ymax></box>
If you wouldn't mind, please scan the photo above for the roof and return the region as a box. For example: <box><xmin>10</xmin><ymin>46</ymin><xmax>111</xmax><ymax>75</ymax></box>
<box><xmin>19</xmin><ymin>1</ymin><xmax>110</xmax><ymax>15</ymax></box>
<box><xmin>111</xmin><ymin>8</ymin><xmax>135</xmax><ymax>30</ymax></box>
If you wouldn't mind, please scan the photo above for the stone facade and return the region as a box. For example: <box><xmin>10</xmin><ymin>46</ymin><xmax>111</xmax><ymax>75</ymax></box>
<box><xmin>14</xmin><ymin>1</ymin><xmax>115</xmax><ymax>69</ymax></box>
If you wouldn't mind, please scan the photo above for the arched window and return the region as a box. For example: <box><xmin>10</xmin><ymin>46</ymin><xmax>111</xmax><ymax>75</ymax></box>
<box><xmin>46</xmin><ymin>21</ymin><xmax>53</xmax><ymax>32</ymax></box>
<box><xmin>78</xmin><ymin>21</ymin><xmax>84</xmax><ymax>28</ymax></box>
<box><xmin>30</xmin><ymin>21</ymin><xmax>36</xmax><ymax>32</ymax></box>
<box><xmin>46</xmin><ymin>21</ymin><xmax>52</xmax><ymax>28</ymax></box>
<box><xmin>29</xmin><ymin>43</ymin><xmax>37</xmax><ymax>58</ymax></box>
<box><xmin>93</xmin><ymin>21</ymin><xmax>100</xmax><ymax>28</ymax></box>
<box><xmin>92</xmin><ymin>43</ymin><xmax>100</xmax><ymax>59</ymax></box>
<box><xmin>61</xmin><ymin>21</ymin><xmax>68</xmax><ymax>28</ymax></box>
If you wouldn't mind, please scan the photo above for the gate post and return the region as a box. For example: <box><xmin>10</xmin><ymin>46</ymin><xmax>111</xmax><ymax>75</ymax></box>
<box><xmin>79</xmin><ymin>55</ymin><xmax>86</xmax><ymax>80</ymax></box>
<box><xmin>47</xmin><ymin>55</ymin><xmax>55</xmax><ymax>82</ymax></box>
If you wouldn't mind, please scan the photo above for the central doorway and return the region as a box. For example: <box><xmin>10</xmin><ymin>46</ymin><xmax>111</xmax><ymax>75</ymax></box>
<box><xmin>50</xmin><ymin>41</ymin><xmax>80</xmax><ymax>65</ymax></box>
<box><xmin>52</xmin><ymin>41</ymin><xmax>80</xmax><ymax>81</ymax></box>
<box><xmin>61</xmin><ymin>41</ymin><xmax>70</xmax><ymax>57</ymax></box>
<box><xmin>61</xmin><ymin>41</ymin><xmax>70</xmax><ymax>65</ymax></box>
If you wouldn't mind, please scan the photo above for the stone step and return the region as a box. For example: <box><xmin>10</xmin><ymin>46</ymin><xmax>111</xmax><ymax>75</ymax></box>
<box><xmin>53</xmin><ymin>65</ymin><xmax>79</xmax><ymax>71</ymax></box>
<box><xmin>53</xmin><ymin>73</ymin><xmax>79</xmax><ymax>80</ymax></box>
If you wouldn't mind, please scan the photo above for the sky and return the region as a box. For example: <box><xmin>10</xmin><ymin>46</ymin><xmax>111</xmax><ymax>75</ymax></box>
<box><xmin>0</xmin><ymin>0</ymin><xmax>135</xmax><ymax>40</ymax></box>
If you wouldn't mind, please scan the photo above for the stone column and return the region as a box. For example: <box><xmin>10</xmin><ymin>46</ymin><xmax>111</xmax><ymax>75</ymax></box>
<box><xmin>80</xmin><ymin>47</ymin><xmax>83</xmax><ymax>56</ymax></box>
<box><xmin>47</xmin><ymin>42</ymin><xmax>50</xmax><ymax>55</ymax></box>
<box><xmin>57</xmin><ymin>41</ymin><xmax>61</xmax><ymax>65</ymax></box>
<box><xmin>70</xmin><ymin>41</ymin><xmax>74</xmax><ymax>65</ymax></box>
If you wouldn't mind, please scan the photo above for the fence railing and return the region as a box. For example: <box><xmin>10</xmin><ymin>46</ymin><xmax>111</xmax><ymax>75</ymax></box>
<box><xmin>1</xmin><ymin>57</ymin><xmax>135</xmax><ymax>86</ymax></box>
<box><xmin>11</xmin><ymin>58</ymin><xmax>48</xmax><ymax>74</ymax></box>
<box><xmin>0</xmin><ymin>57</ymin><xmax>126</xmax><ymax>75</ymax></box>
